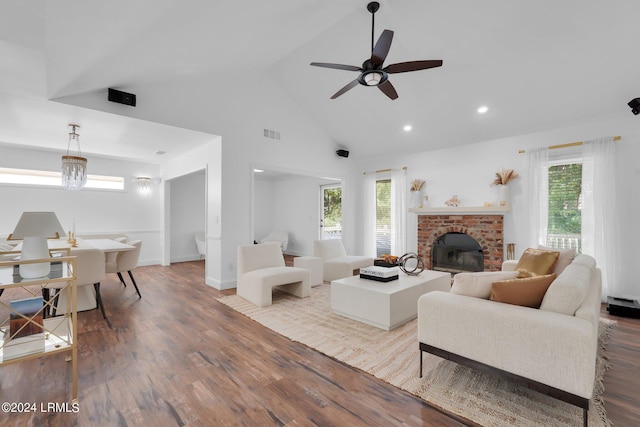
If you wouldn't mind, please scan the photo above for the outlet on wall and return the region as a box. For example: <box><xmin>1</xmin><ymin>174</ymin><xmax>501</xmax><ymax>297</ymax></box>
<box><xmin>228</xmin><ymin>262</ymin><xmax>234</xmax><ymax>271</ymax></box>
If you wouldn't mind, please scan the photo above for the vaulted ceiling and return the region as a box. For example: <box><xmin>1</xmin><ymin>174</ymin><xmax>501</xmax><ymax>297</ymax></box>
<box><xmin>1</xmin><ymin>0</ymin><xmax>639</xmax><ymax>162</ymax></box>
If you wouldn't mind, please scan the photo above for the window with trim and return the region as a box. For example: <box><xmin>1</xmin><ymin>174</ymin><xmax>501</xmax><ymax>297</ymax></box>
<box><xmin>547</xmin><ymin>160</ymin><xmax>582</xmax><ymax>252</ymax></box>
<box><xmin>0</xmin><ymin>167</ymin><xmax>125</xmax><ymax>190</ymax></box>
<box><xmin>376</xmin><ymin>178</ymin><xmax>391</xmax><ymax>257</ymax></box>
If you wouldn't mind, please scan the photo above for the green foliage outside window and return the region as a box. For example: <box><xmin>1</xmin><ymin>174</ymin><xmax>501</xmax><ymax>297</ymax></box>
<box><xmin>376</xmin><ymin>179</ymin><xmax>391</xmax><ymax>228</ymax></box>
<box><xmin>548</xmin><ymin>163</ymin><xmax>582</xmax><ymax>235</ymax></box>
<box><xmin>323</xmin><ymin>187</ymin><xmax>342</xmax><ymax>227</ymax></box>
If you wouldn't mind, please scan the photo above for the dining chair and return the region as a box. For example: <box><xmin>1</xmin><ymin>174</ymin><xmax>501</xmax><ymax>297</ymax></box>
<box><xmin>105</xmin><ymin>237</ymin><xmax>128</xmax><ymax>287</ymax></box>
<box><xmin>46</xmin><ymin>247</ymin><xmax>107</xmax><ymax>319</ymax></box>
<box><xmin>106</xmin><ymin>240</ymin><xmax>142</xmax><ymax>299</ymax></box>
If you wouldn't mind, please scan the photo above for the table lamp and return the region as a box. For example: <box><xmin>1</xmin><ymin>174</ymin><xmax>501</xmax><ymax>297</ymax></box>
<box><xmin>7</xmin><ymin>212</ymin><xmax>66</xmax><ymax>278</ymax></box>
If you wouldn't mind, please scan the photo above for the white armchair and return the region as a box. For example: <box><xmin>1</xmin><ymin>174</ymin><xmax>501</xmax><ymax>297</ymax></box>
<box><xmin>313</xmin><ymin>239</ymin><xmax>373</xmax><ymax>282</ymax></box>
<box><xmin>236</xmin><ymin>242</ymin><xmax>310</xmax><ymax>307</ymax></box>
<box><xmin>195</xmin><ymin>232</ymin><xmax>206</xmax><ymax>259</ymax></box>
<box><xmin>259</xmin><ymin>230</ymin><xmax>288</xmax><ymax>253</ymax></box>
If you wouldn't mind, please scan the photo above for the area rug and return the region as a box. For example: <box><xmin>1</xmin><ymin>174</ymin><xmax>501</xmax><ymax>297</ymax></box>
<box><xmin>217</xmin><ymin>284</ymin><xmax>615</xmax><ymax>427</ymax></box>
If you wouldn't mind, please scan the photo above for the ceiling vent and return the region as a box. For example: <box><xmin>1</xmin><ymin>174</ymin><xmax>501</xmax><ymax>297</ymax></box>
<box><xmin>263</xmin><ymin>129</ymin><xmax>281</xmax><ymax>140</ymax></box>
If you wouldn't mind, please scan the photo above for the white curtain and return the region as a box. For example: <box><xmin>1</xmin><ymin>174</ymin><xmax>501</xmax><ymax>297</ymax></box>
<box><xmin>390</xmin><ymin>168</ymin><xmax>407</xmax><ymax>255</ymax></box>
<box><xmin>527</xmin><ymin>147</ymin><xmax>549</xmax><ymax>247</ymax></box>
<box><xmin>362</xmin><ymin>172</ymin><xmax>377</xmax><ymax>258</ymax></box>
<box><xmin>582</xmin><ymin>137</ymin><xmax>620</xmax><ymax>300</ymax></box>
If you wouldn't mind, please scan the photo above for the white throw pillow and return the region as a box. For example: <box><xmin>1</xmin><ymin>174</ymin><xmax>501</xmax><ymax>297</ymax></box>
<box><xmin>540</xmin><ymin>263</ymin><xmax>592</xmax><ymax>315</ymax></box>
<box><xmin>450</xmin><ymin>271</ymin><xmax>520</xmax><ymax>299</ymax></box>
<box><xmin>538</xmin><ymin>245</ymin><xmax>576</xmax><ymax>275</ymax></box>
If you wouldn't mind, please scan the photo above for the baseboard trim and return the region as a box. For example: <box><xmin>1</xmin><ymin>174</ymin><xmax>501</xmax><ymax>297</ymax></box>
<box><xmin>206</xmin><ymin>276</ymin><xmax>236</xmax><ymax>290</ymax></box>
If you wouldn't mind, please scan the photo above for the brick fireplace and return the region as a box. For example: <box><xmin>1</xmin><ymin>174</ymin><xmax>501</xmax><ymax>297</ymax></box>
<box><xmin>417</xmin><ymin>213</ymin><xmax>504</xmax><ymax>272</ymax></box>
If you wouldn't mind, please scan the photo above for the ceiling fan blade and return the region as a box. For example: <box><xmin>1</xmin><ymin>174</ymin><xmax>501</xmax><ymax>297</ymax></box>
<box><xmin>370</xmin><ymin>29</ymin><xmax>394</xmax><ymax>66</ymax></box>
<box><xmin>330</xmin><ymin>79</ymin><xmax>360</xmax><ymax>99</ymax></box>
<box><xmin>384</xmin><ymin>60</ymin><xmax>443</xmax><ymax>74</ymax></box>
<box><xmin>310</xmin><ymin>62</ymin><xmax>361</xmax><ymax>72</ymax></box>
<box><xmin>378</xmin><ymin>80</ymin><xmax>398</xmax><ymax>100</ymax></box>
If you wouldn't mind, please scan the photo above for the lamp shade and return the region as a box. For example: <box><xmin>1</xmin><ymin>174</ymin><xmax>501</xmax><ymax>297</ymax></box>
<box><xmin>8</xmin><ymin>212</ymin><xmax>66</xmax><ymax>240</ymax></box>
<box><xmin>8</xmin><ymin>212</ymin><xmax>65</xmax><ymax>279</ymax></box>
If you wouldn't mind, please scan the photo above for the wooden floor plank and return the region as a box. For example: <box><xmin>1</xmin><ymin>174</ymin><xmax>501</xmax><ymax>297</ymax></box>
<box><xmin>0</xmin><ymin>260</ymin><xmax>637</xmax><ymax>426</ymax></box>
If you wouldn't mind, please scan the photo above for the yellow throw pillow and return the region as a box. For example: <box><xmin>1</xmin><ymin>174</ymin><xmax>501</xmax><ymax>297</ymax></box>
<box><xmin>538</xmin><ymin>245</ymin><xmax>576</xmax><ymax>275</ymax></box>
<box><xmin>515</xmin><ymin>248</ymin><xmax>559</xmax><ymax>278</ymax></box>
<box><xmin>490</xmin><ymin>274</ymin><xmax>557</xmax><ymax>308</ymax></box>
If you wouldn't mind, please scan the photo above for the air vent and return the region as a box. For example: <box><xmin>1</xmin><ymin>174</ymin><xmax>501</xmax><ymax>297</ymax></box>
<box><xmin>263</xmin><ymin>129</ymin><xmax>281</xmax><ymax>140</ymax></box>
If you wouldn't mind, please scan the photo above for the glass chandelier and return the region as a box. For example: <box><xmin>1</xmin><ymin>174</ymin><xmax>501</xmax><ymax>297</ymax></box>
<box><xmin>61</xmin><ymin>124</ymin><xmax>87</xmax><ymax>191</ymax></box>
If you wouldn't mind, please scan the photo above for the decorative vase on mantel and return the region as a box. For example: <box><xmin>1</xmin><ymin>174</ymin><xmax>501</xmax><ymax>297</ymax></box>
<box><xmin>492</xmin><ymin>168</ymin><xmax>519</xmax><ymax>207</ymax></box>
<box><xmin>410</xmin><ymin>190</ymin><xmax>423</xmax><ymax>208</ymax></box>
<box><xmin>497</xmin><ymin>184</ymin><xmax>510</xmax><ymax>207</ymax></box>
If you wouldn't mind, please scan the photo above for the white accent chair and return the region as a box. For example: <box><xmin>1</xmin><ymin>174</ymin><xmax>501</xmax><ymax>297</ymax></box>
<box><xmin>236</xmin><ymin>242</ymin><xmax>310</xmax><ymax>307</ymax></box>
<box><xmin>47</xmin><ymin>247</ymin><xmax>107</xmax><ymax>318</ymax></box>
<box><xmin>259</xmin><ymin>230</ymin><xmax>289</xmax><ymax>253</ymax></box>
<box><xmin>195</xmin><ymin>232</ymin><xmax>206</xmax><ymax>259</ymax></box>
<box><xmin>106</xmin><ymin>240</ymin><xmax>142</xmax><ymax>299</ymax></box>
<box><xmin>313</xmin><ymin>239</ymin><xmax>374</xmax><ymax>282</ymax></box>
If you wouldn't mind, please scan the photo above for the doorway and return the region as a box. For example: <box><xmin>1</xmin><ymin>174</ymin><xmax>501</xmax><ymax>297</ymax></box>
<box><xmin>168</xmin><ymin>170</ymin><xmax>206</xmax><ymax>264</ymax></box>
<box><xmin>320</xmin><ymin>183</ymin><xmax>342</xmax><ymax>240</ymax></box>
<box><xmin>251</xmin><ymin>167</ymin><xmax>342</xmax><ymax>257</ymax></box>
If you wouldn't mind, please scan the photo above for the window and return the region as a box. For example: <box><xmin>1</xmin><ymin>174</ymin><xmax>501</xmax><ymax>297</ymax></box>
<box><xmin>0</xmin><ymin>167</ymin><xmax>125</xmax><ymax>190</ymax></box>
<box><xmin>547</xmin><ymin>161</ymin><xmax>582</xmax><ymax>252</ymax></box>
<box><xmin>376</xmin><ymin>178</ymin><xmax>391</xmax><ymax>257</ymax></box>
<box><xmin>320</xmin><ymin>184</ymin><xmax>342</xmax><ymax>239</ymax></box>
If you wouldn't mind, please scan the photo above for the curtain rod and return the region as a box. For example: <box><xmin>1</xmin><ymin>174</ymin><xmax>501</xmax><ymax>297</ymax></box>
<box><xmin>518</xmin><ymin>136</ymin><xmax>621</xmax><ymax>154</ymax></box>
<box><xmin>363</xmin><ymin>166</ymin><xmax>407</xmax><ymax>175</ymax></box>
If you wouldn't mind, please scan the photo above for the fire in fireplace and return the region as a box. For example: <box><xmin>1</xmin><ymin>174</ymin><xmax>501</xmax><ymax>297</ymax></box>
<box><xmin>431</xmin><ymin>232</ymin><xmax>484</xmax><ymax>273</ymax></box>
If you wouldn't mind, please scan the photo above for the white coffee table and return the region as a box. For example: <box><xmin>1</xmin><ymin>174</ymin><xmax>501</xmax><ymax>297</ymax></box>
<box><xmin>331</xmin><ymin>270</ymin><xmax>451</xmax><ymax>331</ymax></box>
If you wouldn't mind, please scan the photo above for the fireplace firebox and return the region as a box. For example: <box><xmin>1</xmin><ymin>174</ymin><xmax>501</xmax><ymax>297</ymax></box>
<box><xmin>432</xmin><ymin>232</ymin><xmax>484</xmax><ymax>273</ymax></box>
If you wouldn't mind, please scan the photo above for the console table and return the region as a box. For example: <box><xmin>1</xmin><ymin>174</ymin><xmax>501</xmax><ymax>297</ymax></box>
<box><xmin>0</xmin><ymin>254</ymin><xmax>78</xmax><ymax>403</ymax></box>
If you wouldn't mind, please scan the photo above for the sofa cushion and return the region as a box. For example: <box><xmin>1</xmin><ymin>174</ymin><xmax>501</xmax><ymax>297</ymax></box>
<box><xmin>490</xmin><ymin>273</ymin><xmax>557</xmax><ymax>308</ymax></box>
<box><xmin>515</xmin><ymin>248</ymin><xmax>559</xmax><ymax>278</ymax></box>
<box><xmin>540</xmin><ymin>263</ymin><xmax>592</xmax><ymax>315</ymax></box>
<box><xmin>450</xmin><ymin>271</ymin><xmax>519</xmax><ymax>299</ymax></box>
<box><xmin>538</xmin><ymin>245</ymin><xmax>576</xmax><ymax>275</ymax></box>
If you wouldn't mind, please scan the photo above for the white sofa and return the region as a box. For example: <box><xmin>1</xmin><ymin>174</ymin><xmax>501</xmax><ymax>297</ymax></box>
<box><xmin>313</xmin><ymin>239</ymin><xmax>373</xmax><ymax>282</ymax></box>
<box><xmin>417</xmin><ymin>254</ymin><xmax>601</xmax><ymax>425</ymax></box>
<box><xmin>236</xmin><ymin>243</ymin><xmax>310</xmax><ymax>307</ymax></box>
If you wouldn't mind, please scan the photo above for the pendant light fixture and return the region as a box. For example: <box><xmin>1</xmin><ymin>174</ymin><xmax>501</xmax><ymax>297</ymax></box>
<box><xmin>61</xmin><ymin>124</ymin><xmax>87</xmax><ymax>191</ymax></box>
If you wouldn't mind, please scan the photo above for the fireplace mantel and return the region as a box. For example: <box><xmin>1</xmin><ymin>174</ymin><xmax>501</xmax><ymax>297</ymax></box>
<box><xmin>409</xmin><ymin>206</ymin><xmax>511</xmax><ymax>216</ymax></box>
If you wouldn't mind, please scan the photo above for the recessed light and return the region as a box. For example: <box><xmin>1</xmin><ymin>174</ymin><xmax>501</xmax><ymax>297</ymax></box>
<box><xmin>403</xmin><ymin>125</ymin><xmax>412</xmax><ymax>132</ymax></box>
<box><xmin>253</xmin><ymin>169</ymin><xmax>264</xmax><ymax>173</ymax></box>
<box><xmin>155</xmin><ymin>150</ymin><xmax>167</xmax><ymax>155</ymax></box>
<box><xmin>477</xmin><ymin>106</ymin><xmax>489</xmax><ymax>114</ymax></box>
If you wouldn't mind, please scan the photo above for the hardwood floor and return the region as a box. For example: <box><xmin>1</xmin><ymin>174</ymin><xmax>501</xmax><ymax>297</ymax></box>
<box><xmin>0</xmin><ymin>260</ymin><xmax>638</xmax><ymax>426</ymax></box>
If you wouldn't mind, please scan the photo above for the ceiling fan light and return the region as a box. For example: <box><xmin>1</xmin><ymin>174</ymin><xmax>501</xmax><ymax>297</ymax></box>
<box><xmin>364</xmin><ymin>71</ymin><xmax>383</xmax><ymax>86</ymax></box>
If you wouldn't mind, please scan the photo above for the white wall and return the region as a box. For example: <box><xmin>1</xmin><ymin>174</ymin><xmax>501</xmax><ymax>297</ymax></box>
<box><xmin>356</xmin><ymin>114</ymin><xmax>640</xmax><ymax>299</ymax></box>
<box><xmin>67</xmin><ymin>71</ymin><xmax>356</xmax><ymax>290</ymax></box>
<box><xmin>0</xmin><ymin>145</ymin><xmax>163</xmax><ymax>265</ymax></box>
<box><xmin>169</xmin><ymin>171</ymin><xmax>206</xmax><ymax>263</ymax></box>
<box><xmin>162</xmin><ymin>139</ymin><xmax>222</xmax><ymax>288</ymax></box>
<box><xmin>253</xmin><ymin>176</ymin><xmax>275</xmax><ymax>241</ymax></box>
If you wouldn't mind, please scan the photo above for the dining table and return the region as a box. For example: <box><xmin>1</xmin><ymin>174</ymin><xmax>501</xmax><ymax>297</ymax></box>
<box><xmin>10</xmin><ymin>238</ymin><xmax>136</xmax><ymax>312</ymax></box>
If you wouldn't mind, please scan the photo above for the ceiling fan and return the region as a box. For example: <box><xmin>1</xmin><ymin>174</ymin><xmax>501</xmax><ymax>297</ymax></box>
<box><xmin>311</xmin><ymin>1</ymin><xmax>443</xmax><ymax>100</ymax></box>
